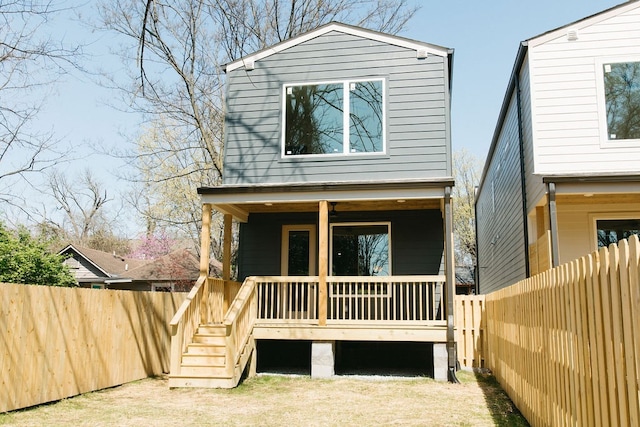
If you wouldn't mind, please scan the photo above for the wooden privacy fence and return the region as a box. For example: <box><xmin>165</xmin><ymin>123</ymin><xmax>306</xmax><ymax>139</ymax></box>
<box><xmin>455</xmin><ymin>295</ymin><xmax>486</xmax><ymax>369</ymax></box>
<box><xmin>0</xmin><ymin>283</ymin><xmax>185</xmax><ymax>413</ymax></box>
<box><xmin>485</xmin><ymin>235</ymin><xmax>640</xmax><ymax>427</ymax></box>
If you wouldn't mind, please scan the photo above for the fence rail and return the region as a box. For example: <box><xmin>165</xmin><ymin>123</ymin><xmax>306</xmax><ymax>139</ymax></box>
<box><xmin>485</xmin><ymin>235</ymin><xmax>640</xmax><ymax>427</ymax></box>
<box><xmin>455</xmin><ymin>295</ymin><xmax>486</xmax><ymax>369</ymax></box>
<box><xmin>0</xmin><ymin>283</ymin><xmax>185</xmax><ymax>413</ymax></box>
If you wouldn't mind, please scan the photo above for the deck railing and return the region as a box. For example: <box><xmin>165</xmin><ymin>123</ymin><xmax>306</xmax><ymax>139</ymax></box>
<box><xmin>254</xmin><ymin>275</ymin><xmax>445</xmax><ymax>325</ymax></box>
<box><xmin>328</xmin><ymin>276</ymin><xmax>445</xmax><ymax>323</ymax></box>
<box><xmin>256</xmin><ymin>276</ymin><xmax>319</xmax><ymax>322</ymax></box>
<box><xmin>169</xmin><ymin>276</ymin><xmax>237</xmax><ymax>377</ymax></box>
<box><xmin>223</xmin><ymin>277</ymin><xmax>257</xmax><ymax>376</ymax></box>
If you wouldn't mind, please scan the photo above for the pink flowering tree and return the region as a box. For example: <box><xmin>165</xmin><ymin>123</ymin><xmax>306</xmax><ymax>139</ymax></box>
<box><xmin>128</xmin><ymin>232</ymin><xmax>175</xmax><ymax>260</ymax></box>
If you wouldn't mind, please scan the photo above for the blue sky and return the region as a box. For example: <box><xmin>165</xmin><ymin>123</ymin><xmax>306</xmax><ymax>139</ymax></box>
<box><xmin>16</xmin><ymin>0</ymin><xmax>625</xmax><ymax>230</ymax></box>
<box><xmin>404</xmin><ymin>0</ymin><xmax>623</xmax><ymax>159</ymax></box>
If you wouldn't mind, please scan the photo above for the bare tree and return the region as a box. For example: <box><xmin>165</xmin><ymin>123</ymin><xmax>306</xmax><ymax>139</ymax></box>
<box><xmin>0</xmin><ymin>1</ymin><xmax>82</xmax><ymax>208</ymax></box>
<box><xmin>452</xmin><ymin>149</ymin><xmax>480</xmax><ymax>267</ymax></box>
<box><xmin>43</xmin><ymin>169</ymin><xmax>129</xmax><ymax>254</ymax></box>
<box><xmin>97</xmin><ymin>0</ymin><xmax>418</xmax><ymax>248</ymax></box>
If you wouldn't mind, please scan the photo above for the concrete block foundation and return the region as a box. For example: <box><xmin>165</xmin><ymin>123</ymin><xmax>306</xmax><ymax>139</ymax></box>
<box><xmin>311</xmin><ymin>341</ymin><xmax>335</xmax><ymax>378</ymax></box>
<box><xmin>433</xmin><ymin>343</ymin><xmax>448</xmax><ymax>381</ymax></box>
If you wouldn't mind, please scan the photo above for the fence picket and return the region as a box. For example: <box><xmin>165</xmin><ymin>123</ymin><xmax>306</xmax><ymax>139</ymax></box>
<box><xmin>476</xmin><ymin>237</ymin><xmax>640</xmax><ymax>426</ymax></box>
<box><xmin>0</xmin><ymin>284</ymin><xmax>184</xmax><ymax>413</ymax></box>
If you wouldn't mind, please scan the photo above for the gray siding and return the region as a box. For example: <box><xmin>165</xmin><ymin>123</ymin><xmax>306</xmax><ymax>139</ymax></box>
<box><xmin>223</xmin><ymin>31</ymin><xmax>451</xmax><ymax>185</ymax></box>
<box><xmin>64</xmin><ymin>254</ymin><xmax>107</xmax><ymax>281</ymax></box>
<box><xmin>237</xmin><ymin>210</ymin><xmax>444</xmax><ymax>280</ymax></box>
<box><xmin>476</xmin><ymin>89</ymin><xmax>527</xmax><ymax>294</ymax></box>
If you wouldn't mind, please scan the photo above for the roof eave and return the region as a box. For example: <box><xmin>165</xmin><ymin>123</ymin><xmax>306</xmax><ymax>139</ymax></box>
<box><xmin>223</xmin><ymin>21</ymin><xmax>452</xmax><ymax>73</ymax></box>
<box><xmin>475</xmin><ymin>41</ymin><xmax>529</xmax><ymax>203</ymax></box>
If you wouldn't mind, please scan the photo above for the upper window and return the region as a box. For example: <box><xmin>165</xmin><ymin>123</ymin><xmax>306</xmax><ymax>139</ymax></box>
<box><xmin>602</xmin><ymin>61</ymin><xmax>640</xmax><ymax>141</ymax></box>
<box><xmin>283</xmin><ymin>79</ymin><xmax>385</xmax><ymax>157</ymax></box>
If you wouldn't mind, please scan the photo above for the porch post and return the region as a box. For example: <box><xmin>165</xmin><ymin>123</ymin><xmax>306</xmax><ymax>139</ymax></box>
<box><xmin>318</xmin><ymin>200</ymin><xmax>328</xmax><ymax>326</ymax></box>
<box><xmin>223</xmin><ymin>213</ymin><xmax>233</xmax><ymax>313</ymax></box>
<box><xmin>200</xmin><ymin>203</ymin><xmax>212</xmax><ymax>276</ymax></box>
<box><xmin>444</xmin><ymin>187</ymin><xmax>457</xmax><ymax>382</ymax></box>
<box><xmin>547</xmin><ymin>182</ymin><xmax>560</xmax><ymax>268</ymax></box>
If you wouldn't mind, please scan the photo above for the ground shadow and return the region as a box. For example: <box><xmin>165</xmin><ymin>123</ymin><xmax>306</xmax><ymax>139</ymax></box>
<box><xmin>472</xmin><ymin>369</ymin><xmax>530</xmax><ymax>426</ymax></box>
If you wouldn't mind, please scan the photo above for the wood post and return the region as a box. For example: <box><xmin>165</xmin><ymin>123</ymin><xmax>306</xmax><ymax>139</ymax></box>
<box><xmin>223</xmin><ymin>213</ymin><xmax>232</xmax><ymax>314</ymax></box>
<box><xmin>318</xmin><ymin>200</ymin><xmax>328</xmax><ymax>326</ymax></box>
<box><xmin>200</xmin><ymin>204</ymin><xmax>212</xmax><ymax>276</ymax></box>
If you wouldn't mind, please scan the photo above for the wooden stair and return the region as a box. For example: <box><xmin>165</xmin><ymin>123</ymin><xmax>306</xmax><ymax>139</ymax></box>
<box><xmin>168</xmin><ymin>324</ymin><xmax>255</xmax><ymax>388</ymax></box>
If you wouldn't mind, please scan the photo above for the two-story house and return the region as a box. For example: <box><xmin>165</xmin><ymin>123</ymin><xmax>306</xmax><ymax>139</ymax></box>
<box><xmin>476</xmin><ymin>1</ymin><xmax>640</xmax><ymax>293</ymax></box>
<box><xmin>168</xmin><ymin>22</ymin><xmax>456</xmax><ymax>388</ymax></box>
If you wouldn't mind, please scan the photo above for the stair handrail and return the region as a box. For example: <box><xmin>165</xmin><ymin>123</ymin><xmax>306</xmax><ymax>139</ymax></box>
<box><xmin>169</xmin><ymin>274</ymin><xmax>208</xmax><ymax>377</ymax></box>
<box><xmin>223</xmin><ymin>277</ymin><xmax>257</xmax><ymax>377</ymax></box>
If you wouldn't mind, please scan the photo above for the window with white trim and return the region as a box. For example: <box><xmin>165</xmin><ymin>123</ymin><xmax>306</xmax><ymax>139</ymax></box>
<box><xmin>596</xmin><ymin>218</ymin><xmax>640</xmax><ymax>248</ymax></box>
<box><xmin>283</xmin><ymin>79</ymin><xmax>384</xmax><ymax>156</ymax></box>
<box><xmin>601</xmin><ymin>60</ymin><xmax>640</xmax><ymax>141</ymax></box>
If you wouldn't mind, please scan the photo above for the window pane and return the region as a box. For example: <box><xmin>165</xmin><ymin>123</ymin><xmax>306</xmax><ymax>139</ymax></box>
<box><xmin>596</xmin><ymin>219</ymin><xmax>640</xmax><ymax>248</ymax></box>
<box><xmin>349</xmin><ymin>80</ymin><xmax>383</xmax><ymax>153</ymax></box>
<box><xmin>285</xmin><ymin>83</ymin><xmax>343</xmax><ymax>155</ymax></box>
<box><xmin>604</xmin><ymin>62</ymin><xmax>640</xmax><ymax>140</ymax></box>
<box><xmin>288</xmin><ymin>231</ymin><xmax>310</xmax><ymax>275</ymax></box>
<box><xmin>332</xmin><ymin>224</ymin><xmax>389</xmax><ymax>276</ymax></box>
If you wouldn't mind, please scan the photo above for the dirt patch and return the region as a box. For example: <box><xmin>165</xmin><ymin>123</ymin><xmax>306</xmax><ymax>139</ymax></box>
<box><xmin>0</xmin><ymin>371</ymin><xmax>528</xmax><ymax>426</ymax></box>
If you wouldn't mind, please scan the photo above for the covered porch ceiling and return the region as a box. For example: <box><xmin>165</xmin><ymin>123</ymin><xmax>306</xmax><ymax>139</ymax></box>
<box><xmin>538</xmin><ymin>174</ymin><xmax>640</xmax><ymax>208</ymax></box>
<box><xmin>198</xmin><ymin>178</ymin><xmax>454</xmax><ymax>222</ymax></box>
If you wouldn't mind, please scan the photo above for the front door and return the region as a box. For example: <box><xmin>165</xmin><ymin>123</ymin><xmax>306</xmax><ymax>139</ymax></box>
<box><xmin>281</xmin><ymin>225</ymin><xmax>316</xmax><ymax>275</ymax></box>
<box><xmin>281</xmin><ymin>225</ymin><xmax>317</xmax><ymax>319</ymax></box>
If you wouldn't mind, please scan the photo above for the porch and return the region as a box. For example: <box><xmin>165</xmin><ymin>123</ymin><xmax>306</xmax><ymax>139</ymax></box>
<box><xmin>169</xmin><ymin>274</ymin><xmax>447</xmax><ymax>388</ymax></box>
<box><xmin>169</xmin><ymin>179</ymin><xmax>456</xmax><ymax>388</ymax></box>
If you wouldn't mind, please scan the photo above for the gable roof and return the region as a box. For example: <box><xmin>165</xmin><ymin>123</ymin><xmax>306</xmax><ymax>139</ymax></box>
<box><xmin>59</xmin><ymin>244</ymin><xmax>145</xmax><ymax>278</ymax></box>
<box><xmin>224</xmin><ymin>21</ymin><xmax>452</xmax><ymax>73</ymax></box>
<box><xmin>477</xmin><ymin>0</ymin><xmax>640</xmax><ymax>199</ymax></box>
<box><xmin>527</xmin><ymin>0</ymin><xmax>639</xmax><ymax>47</ymax></box>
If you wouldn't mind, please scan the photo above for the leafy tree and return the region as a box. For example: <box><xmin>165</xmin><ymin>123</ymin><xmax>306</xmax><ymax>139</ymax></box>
<box><xmin>0</xmin><ymin>222</ymin><xmax>76</xmax><ymax>286</ymax></box>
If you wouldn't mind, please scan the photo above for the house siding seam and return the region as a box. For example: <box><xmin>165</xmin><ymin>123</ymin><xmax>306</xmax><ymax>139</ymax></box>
<box><xmin>223</xmin><ymin>31</ymin><xmax>450</xmax><ymax>185</ymax></box>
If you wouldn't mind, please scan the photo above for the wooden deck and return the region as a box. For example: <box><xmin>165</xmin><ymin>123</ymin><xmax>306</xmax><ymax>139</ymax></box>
<box><xmin>169</xmin><ymin>275</ymin><xmax>448</xmax><ymax>388</ymax></box>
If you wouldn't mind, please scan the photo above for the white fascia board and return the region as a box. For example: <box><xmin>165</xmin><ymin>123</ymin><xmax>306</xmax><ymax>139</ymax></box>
<box><xmin>528</xmin><ymin>1</ymin><xmax>640</xmax><ymax>47</ymax></box>
<box><xmin>105</xmin><ymin>278</ymin><xmax>133</xmax><ymax>284</ymax></box>
<box><xmin>202</xmin><ymin>186</ymin><xmax>445</xmax><ymax>205</ymax></box>
<box><xmin>225</xmin><ymin>23</ymin><xmax>449</xmax><ymax>72</ymax></box>
<box><xmin>553</xmin><ymin>181</ymin><xmax>640</xmax><ymax>196</ymax></box>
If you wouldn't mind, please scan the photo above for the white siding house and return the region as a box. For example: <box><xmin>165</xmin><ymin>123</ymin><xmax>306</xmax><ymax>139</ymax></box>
<box><xmin>476</xmin><ymin>1</ymin><xmax>640</xmax><ymax>293</ymax></box>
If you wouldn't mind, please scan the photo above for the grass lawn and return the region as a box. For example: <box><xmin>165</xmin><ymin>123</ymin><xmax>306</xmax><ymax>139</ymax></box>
<box><xmin>0</xmin><ymin>371</ymin><xmax>529</xmax><ymax>426</ymax></box>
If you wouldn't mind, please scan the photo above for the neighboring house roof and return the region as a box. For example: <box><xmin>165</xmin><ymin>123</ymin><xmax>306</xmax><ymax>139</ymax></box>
<box><xmin>477</xmin><ymin>0</ymin><xmax>640</xmax><ymax>198</ymax></box>
<box><xmin>59</xmin><ymin>244</ymin><xmax>146</xmax><ymax>278</ymax></box>
<box><xmin>125</xmin><ymin>249</ymin><xmax>200</xmax><ymax>282</ymax></box>
<box><xmin>224</xmin><ymin>21</ymin><xmax>453</xmax><ymax>72</ymax></box>
<box><xmin>59</xmin><ymin>244</ymin><xmax>201</xmax><ymax>285</ymax></box>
